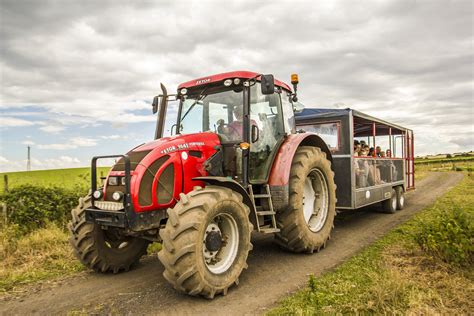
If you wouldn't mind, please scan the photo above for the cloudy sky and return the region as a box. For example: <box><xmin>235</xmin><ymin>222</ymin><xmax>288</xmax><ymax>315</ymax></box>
<box><xmin>0</xmin><ymin>0</ymin><xmax>472</xmax><ymax>172</ymax></box>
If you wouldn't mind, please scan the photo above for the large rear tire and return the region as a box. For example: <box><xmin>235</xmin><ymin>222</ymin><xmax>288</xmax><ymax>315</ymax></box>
<box><xmin>68</xmin><ymin>195</ymin><xmax>150</xmax><ymax>273</ymax></box>
<box><xmin>275</xmin><ymin>146</ymin><xmax>336</xmax><ymax>253</ymax></box>
<box><xmin>158</xmin><ymin>186</ymin><xmax>253</xmax><ymax>299</ymax></box>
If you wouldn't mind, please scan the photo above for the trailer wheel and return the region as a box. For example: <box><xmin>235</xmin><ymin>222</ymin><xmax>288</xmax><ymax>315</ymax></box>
<box><xmin>275</xmin><ymin>146</ymin><xmax>336</xmax><ymax>253</ymax></box>
<box><xmin>395</xmin><ymin>186</ymin><xmax>405</xmax><ymax>210</ymax></box>
<box><xmin>382</xmin><ymin>188</ymin><xmax>397</xmax><ymax>213</ymax></box>
<box><xmin>158</xmin><ymin>186</ymin><xmax>253</xmax><ymax>299</ymax></box>
<box><xmin>68</xmin><ymin>195</ymin><xmax>149</xmax><ymax>273</ymax></box>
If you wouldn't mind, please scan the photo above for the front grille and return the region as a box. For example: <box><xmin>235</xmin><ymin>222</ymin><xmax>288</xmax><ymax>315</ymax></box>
<box><xmin>94</xmin><ymin>201</ymin><xmax>124</xmax><ymax>211</ymax></box>
<box><xmin>157</xmin><ymin>164</ymin><xmax>174</xmax><ymax>204</ymax></box>
<box><xmin>138</xmin><ymin>156</ymin><xmax>170</xmax><ymax>206</ymax></box>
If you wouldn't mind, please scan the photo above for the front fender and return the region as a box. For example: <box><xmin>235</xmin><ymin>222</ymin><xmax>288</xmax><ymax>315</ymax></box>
<box><xmin>193</xmin><ymin>176</ymin><xmax>257</xmax><ymax>225</ymax></box>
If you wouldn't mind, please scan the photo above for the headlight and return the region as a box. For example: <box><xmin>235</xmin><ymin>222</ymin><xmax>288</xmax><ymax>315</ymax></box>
<box><xmin>93</xmin><ymin>190</ymin><xmax>103</xmax><ymax>199</ymax></box>
<box><xmin>224</xmin><ymin>79</ymin><xmax>232</xmax><ymax>86</ymax></box>
<box><xmin>233</xmin><ymin>78</ymin><xmax>241</xmax><ymax>85</ymax></box>
<box><xmin>109</xmin><ymin>177</ymin><xmax>118</xmax><ymax>185</ymax></box>
<box><xmin>112</xmin><ymin>191</ymin><xmax>124</xmax><ymax>201</ymax></box>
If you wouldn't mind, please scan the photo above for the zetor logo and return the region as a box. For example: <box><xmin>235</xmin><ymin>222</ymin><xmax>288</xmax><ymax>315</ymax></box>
<box><xmin>196</xmin><ymin>78</ymin><xmax>211</xmax><ymax>85</ymax></box>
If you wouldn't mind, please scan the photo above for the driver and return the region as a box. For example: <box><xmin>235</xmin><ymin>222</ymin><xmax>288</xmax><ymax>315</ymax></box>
<box><xmin>217</xmin><ymin>106</ymin><xmax>258</xmax><ymax>141</ymax></box>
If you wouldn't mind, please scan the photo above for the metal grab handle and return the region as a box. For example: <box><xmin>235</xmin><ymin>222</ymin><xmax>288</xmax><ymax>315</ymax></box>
<box><xmin>91</xmin><ymin>155</ymin><xmax>131</xmax><ymax>209</ymax></box>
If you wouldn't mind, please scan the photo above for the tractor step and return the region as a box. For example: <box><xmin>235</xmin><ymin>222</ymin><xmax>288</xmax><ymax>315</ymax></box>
<box><xmin>248</xmin><ymin>184</ymin><xmax>279</xmax><ymax>234</ymax></box>
<box><xmin>259</xmin><ymin>227</ymin><xmax>280</xmax><ymax>234</ymax></box>
<box><xmin>253</xmin><ymin>194</ymin><xmax>271</xmax><ymax>198</ymax></box>
<box><xmin>257</xmin><ymin>210</ymin><xmax>276</xmax><ymax>216</ymax></box>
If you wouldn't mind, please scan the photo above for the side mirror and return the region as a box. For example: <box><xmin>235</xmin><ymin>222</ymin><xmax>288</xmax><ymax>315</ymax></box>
<box><xmin>152</xmin><ymin>96</ymin><xmax>160</xmax><ymax>114</ymax></box>
<box><xmin>260</xmin><ymin>74</ymin><xmax>275</xmax><ymax>95</ymax></box>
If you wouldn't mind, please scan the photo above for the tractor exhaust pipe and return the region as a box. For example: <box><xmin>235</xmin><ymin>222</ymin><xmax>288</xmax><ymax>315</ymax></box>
<box><xmin>153</xmin><ymin>83</ymin><xmax>168</xmax><ymax>140</ymax></box>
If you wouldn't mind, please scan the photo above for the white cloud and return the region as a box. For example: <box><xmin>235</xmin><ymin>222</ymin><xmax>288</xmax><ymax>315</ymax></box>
<box><xmin>0</xmin><ymin>116</ymin><xmax>35</xmax><ymax>127</ymax></box>
<box><xmin>39</xmin><ymin>125</ymin><xmax>65</xmax><ymax>133</ymax></box>
<box><xmin>71</xmin><ymin>137</ymin><xmax>97</xmax><ymax>147</ymax></box>
<box><xmin>21</xmin><ymin>140</ymin><xmax>35</xmax><ymax>145</ymax></box>
<box><xmin>100</xmin><ymin>135</ymin><xmax>121</xmax><ymax>140</ymax></box>
<box><xmin>37</xmin><ymin>137</ymin><xmax>97</xmax><ymax>150</ymax></box>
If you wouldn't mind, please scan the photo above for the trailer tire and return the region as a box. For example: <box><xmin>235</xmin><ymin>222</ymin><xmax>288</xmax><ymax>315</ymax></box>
<box><xmin>275</xmin><ymin>146</ymin><xmax>336</xmax><ymax>253</ymax></box>
<box><xmin>395</xmin><ymin>186</ymin><xmax>405</xmax><ymax>210</ymax></box>
<box><xmin>68</xmin><ymin>195</ymin><xmax>149</xmax><ymax>273</ymax></box>
<box><xmin>382</xmin><ymin>188</ymin><xmax>398</xmax><ymax>213</ymax></box>
<box><xmin>158</xmin><ymin>186</ymin><xmax>253</xmax><ymax>299</ymax></box>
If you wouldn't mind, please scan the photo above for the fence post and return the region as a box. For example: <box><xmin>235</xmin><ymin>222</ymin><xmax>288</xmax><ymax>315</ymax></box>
<box><xmin>3</xmin><ymin>174</ymin><xmax>8</xmax><ymax>193</ymax></box>
<box><xmin>2</xmin><ymin>202</ymin><xmax>6</xmax><ymax>226</ymax></box>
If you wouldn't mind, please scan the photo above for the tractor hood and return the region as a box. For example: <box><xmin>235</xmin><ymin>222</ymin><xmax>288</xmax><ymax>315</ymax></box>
<box><xmin>131</xmin><ymin>132</ymin><xmax>221</xmax><ymax>155</ymax></box>
<box><xmin>103</xmin><ymin>132</ymin><xmax>221</xmax><ymax>211</ymax></box>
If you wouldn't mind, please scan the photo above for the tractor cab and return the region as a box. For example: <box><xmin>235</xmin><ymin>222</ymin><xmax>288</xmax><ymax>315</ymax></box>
<box><xmin>154</xmin><ymin>71</ymin><xmax>299</xmax><ymax>185</ymax></box>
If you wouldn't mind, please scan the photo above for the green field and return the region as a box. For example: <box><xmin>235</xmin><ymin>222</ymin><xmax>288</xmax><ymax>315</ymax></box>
<box><xmin>2</xmin><ymin>155</ymin><xmax>471</xmax><ymax>192</ymax></box>
<box><xmin>0</xmin><ymin>167</ymin><xmax>111</xmax><ymax>192</ymax></box>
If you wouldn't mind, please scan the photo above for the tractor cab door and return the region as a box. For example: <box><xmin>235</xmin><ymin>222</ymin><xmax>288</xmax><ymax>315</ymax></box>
<box><xmin>248</xmin><ymin>84</ymin><xmax>286</xmax><ymax>183</ymax></box>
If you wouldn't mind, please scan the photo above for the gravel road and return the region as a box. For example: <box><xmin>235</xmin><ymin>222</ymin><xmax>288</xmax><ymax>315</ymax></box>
<box><xmin>0</xmin><ymin>172</ymin><xmax>463</xmax><ymax>315</ymax></box>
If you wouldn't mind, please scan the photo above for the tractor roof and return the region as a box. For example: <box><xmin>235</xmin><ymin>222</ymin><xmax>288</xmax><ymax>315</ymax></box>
<box><xmin>177</xmin><ymin>71</ymin><xmax>292</xmax><ymax>92</ymax></box>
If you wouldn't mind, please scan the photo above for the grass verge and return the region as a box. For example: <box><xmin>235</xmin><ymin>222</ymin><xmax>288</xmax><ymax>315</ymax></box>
<box><xmin>0</xmin><ymin>223</ymin><xmax>84</xmax><ymax>293</ymax></box>
<box><xmin>269</xmin><ymin>174</ymin><xmax>473</xmax><ymax>315</ymax></box>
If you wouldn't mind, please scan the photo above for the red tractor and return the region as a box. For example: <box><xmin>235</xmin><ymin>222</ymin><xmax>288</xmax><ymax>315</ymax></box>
<box><xmin>69</xmin><ymin>71</ymin><xmax>336</xmax><ymax>298</ymax></box>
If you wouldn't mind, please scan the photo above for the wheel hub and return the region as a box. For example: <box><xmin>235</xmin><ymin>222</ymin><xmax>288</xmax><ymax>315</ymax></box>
<box><xmin>202</xmin><ymin>214</ymin><xmax>239</xmax><ymax>274</ymax></box>
<box><xmin>303</xmin><ymin>168</ymin><xmax>329</xmax><ymax>233</ymax></box>
<box><xmin>205</xmin><ymin>231</ymin><xmax>223</xmax><ymax>252</ymax></box>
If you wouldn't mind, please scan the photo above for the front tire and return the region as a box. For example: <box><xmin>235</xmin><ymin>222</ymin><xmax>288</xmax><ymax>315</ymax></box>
<box><xmin>68</xmin><ymin>195</ymin><xmax>150</xmax><ymax>273</ymax></box>
<box><xmin>275</xmin><ymin>146</ymin><xmax>336</xmax><ymax>253</ymax></box>
<box><xmin>158</xmin><ymin>186</ymin><xmax>253</xmax><ymax>299</ymax></box>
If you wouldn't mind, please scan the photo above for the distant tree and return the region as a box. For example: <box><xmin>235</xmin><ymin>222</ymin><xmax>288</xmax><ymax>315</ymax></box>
<box><xmin>446</xmin><ymin>154</ymin><xmax>452</xmax><ymax>158</ymax></box>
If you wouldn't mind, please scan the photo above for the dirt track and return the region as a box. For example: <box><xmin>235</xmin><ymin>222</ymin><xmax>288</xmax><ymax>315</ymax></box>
<box><xmin>0</xmin><ymin>172</ymin><xmax>464</xmax><ymax>315</ymax></box>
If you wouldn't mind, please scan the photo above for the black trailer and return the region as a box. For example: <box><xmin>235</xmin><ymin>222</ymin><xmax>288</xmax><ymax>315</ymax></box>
<box><xmin>295</xmin><ymin>108</ymin><xmax>415</xmax><ymax>211</ymax></box>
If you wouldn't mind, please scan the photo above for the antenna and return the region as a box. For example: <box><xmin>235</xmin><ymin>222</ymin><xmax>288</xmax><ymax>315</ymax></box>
<box><xmin>27</xmin><ymin>145</ymin><xmax>31</xmax><ymax>171</ymax></box>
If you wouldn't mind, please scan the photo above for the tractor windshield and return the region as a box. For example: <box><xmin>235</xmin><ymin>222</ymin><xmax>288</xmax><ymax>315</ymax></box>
<box><xmin>179</xmin><ymin>87</ymin><xmax>244</xmax><ymax>142</ymax></box>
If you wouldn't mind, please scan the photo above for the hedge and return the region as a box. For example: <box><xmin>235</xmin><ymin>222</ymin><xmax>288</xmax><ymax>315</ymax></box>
<box><xmin>0</xmin><ymin>185</ymin><xmax>86</xmax><ymax>234</ymax></box>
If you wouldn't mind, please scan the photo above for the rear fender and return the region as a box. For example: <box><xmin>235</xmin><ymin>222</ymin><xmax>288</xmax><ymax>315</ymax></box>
<box><xmin>267</xmin><ymin>133</ymin><xmax>332</xmax><ymax>212</ymax></box>
<box><xmin>268</xmin><ymin>133</ymin><xmax>333</xmax><ymax>187</ymax></box>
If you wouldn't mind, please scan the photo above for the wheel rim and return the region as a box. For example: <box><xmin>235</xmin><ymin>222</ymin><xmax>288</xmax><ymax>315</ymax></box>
<box><xmin>399</xmin><ymin>192</ymin><xmax>404</xmax><ymax>207</ymax></box>
<box><xmin>203</xmin><ymin>213</ymin><xmax>239</xmax><ymax>274</ymax></box>
<box><xmin>303</xmin><ymin>168</ymin><xmax>329</xmax><ymax>233</ymax></box>
<box><xmin>392</xmin><ymin>194</ymin><xmax>397</xmax><ymax>210</ymax></box>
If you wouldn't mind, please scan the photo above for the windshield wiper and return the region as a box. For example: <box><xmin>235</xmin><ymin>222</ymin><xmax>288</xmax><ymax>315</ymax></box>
<box><xmin>180</xmin><ymin>88</ymin><xmax>208</xmax><ymax>122</ymax></box>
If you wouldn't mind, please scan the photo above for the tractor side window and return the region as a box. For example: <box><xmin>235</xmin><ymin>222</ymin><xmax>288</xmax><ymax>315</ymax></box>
<box><xmin>280</xmin><ymin>89</ymin><xmax>296</xmax><ymax>134</ymax></box>
<box><xmin>163</xmin><ymin>100</ymin><xmax>179</xmax><ymax>136</ymax></box>
<box><xmin>248</xmin><ymin>83</ymin><xmax>285</xmax><ymax>182</ymax></box>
